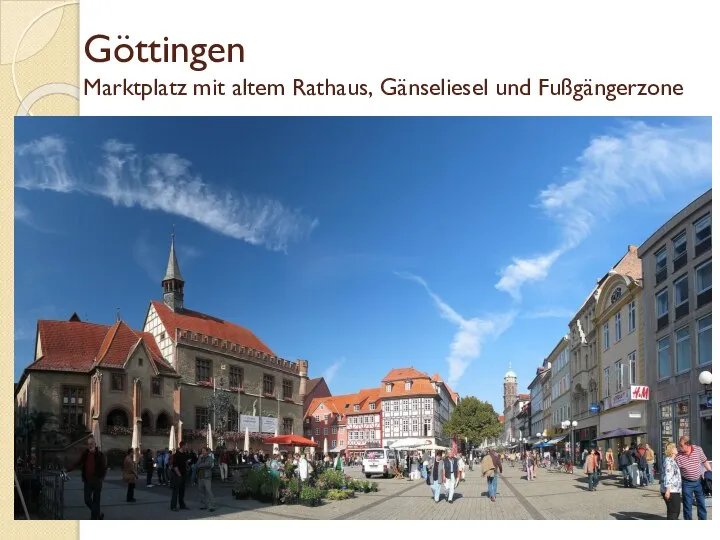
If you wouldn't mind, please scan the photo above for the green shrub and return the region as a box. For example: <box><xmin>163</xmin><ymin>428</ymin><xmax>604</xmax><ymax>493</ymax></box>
<box><xmin>300</xmin><ymin>486</ymin><xmax>323</xmax><ymax>505</ymax></box>
<box><xmin>319</xmin><ymin>469</ymin><xmax>345</xmax><ymax>489</ymax></box>
<box><xmin>325</xmin><ymin>489</ymin><xmax>349</xmax><ymax>500</ymax></box>
<box><xmin>246</xmin><ymin>466</ymin><xmax>270</xmax><ymax>496</ymax></box>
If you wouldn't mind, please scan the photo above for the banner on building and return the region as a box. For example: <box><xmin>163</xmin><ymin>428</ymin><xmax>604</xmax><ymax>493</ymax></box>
<box><xmin>239</xmin><ymin>415</ymin><xmax>259</xmax><ymax>432</ymax></box>
<box><xmin>261</xmin><ymin>416</ymin><xmax>278</xmax><ymax>433</ymax></box>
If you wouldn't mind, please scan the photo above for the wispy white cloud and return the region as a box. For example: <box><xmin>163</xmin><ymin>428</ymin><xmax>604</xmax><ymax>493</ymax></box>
<box><xmin>396</xmin><ymin>271</ymin><xmax>515</xmax><ymax>386</ymax></box>
<box><xmin>521</xmin><ymin>308</ymin><xmax>576</xmax><ymax>320</ymax></box>
<box><xmin>15</xmin><ymin>199</ymin><xmax>55</xmax><ymax>233</ymax></box>
<box><xmin>15</xmin><ymin>136</ymin><xmax>319</xmax><ymax>252</ymax></box>
<box><xmin>495</xmin><ymin>120</ymin><xmax>711</xmax><ymax>300</ymax></box>
<box><xmin>322</xmin><ymin>357</ymin><xmax>345</xmax><ymax>385</ymax></box>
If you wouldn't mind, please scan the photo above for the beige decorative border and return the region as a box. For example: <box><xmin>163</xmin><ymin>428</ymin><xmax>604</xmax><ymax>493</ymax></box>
<box><xmin>1</xmin><ymin>0</ymin><xmax>79</xmax><ymax>536</ymax></box>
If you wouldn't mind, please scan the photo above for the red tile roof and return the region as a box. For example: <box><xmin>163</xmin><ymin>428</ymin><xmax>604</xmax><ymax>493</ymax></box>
<box><xmin>151</xmin><ymin>301</ymin><xmax>274</xmax><ymax>355</ymax></box>
<box><xmin>26</xmin><ymin>318</ymin><xmax>175</xmax><ymax>375</ymax></box>
<box><xmin>382</xmin><ymin>367</ymin><xmax>428</xmax><ymax>382</ymax></box>
<box><xmin>348</xmin><ymin>388</ymin><xmax>380</xmax><ymax>414</ymax></box>
<box><xmin>517</xmin><ymin>393</ymin><xmax>531</xmax><ymax>400</ymax></box>
<box><xmin>498</xmin><ymin>415</ymin><xmax>505</xmax><ymax>423</ymax></box>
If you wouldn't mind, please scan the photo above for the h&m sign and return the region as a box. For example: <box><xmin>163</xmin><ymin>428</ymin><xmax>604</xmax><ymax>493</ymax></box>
<box><xmin>630</xmin><ymin>385</ymin><xmax>650</xmax><ymax>401</ymax></box>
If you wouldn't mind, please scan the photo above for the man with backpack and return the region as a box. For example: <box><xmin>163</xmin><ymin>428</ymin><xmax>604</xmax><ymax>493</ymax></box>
<box><xmin>618</xmin><ymin>445</ymin><xmax>635</xmax><ymax>488</ymax></box>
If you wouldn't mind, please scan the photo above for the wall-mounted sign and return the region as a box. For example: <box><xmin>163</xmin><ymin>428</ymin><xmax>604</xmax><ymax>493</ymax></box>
<box><xmin>628</xmin><ymin>412</ymin><xmax>642</xmax><ymax>419</ymax></box>
<box><xmin>261</xmin><ymin>416</ymin><xmax>278</xmax><ymax>434</ymax></box>
<box><xmin>589</xmin><ymin>403</ymin><xmax>601</xmax><ymax>414</ymax></box>
<box><xmin>239</xmin><ymin>415</ymin><xmax>259</xmax><ymax>432</ymax></box>
<box><xmin>630</xmin><ymin>385</ymin><xmax>650</xmax><ymax>401</ymax></box>
<box><xmin>612</xmin><ymin>389</ymin><xmax>631</xmax><ymax>408</ymax></box>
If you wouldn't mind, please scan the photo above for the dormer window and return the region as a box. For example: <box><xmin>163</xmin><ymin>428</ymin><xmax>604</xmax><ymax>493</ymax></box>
<box><xmin>369</xmin><ymin>403</ymin><xmax>376</xmax><ymax>410</ymax></box>
<box><xmin>320</xmin><ymin>404</ymin><xmax>323</xmax><ymax>410</ymax></box>
<box><xmin>354</xmin><ymin>405</ymin><xmax>360</xmax><ymax>412</ymax></box>
<box><xmin>385</xmin><ymin>383</ymin><xmax>392</xmax><ymax>392</ymax></box>
<box><xmin>405</xmin><ymin>381</ymin><xmax>412</xmax><ymax>390</ymax></box>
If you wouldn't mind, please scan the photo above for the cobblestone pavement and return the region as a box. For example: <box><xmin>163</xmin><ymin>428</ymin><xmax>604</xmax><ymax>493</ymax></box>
<box><xmin>63</xmin><ymin>463</ymin><xmax>712</xmax><ymax>520</ymax></box>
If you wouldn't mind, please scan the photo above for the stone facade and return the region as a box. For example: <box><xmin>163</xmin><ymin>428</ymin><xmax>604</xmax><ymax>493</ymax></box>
<box><xmin>549</xmin><ymin>336</ymin><xmax>571</xmax><ymax>435</ymax></box>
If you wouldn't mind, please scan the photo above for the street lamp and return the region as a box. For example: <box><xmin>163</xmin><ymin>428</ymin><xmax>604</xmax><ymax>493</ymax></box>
<box><xmin>699</xmin><ymin>371</ymin><xmax>713</xmax><ymax>393</ymax></box>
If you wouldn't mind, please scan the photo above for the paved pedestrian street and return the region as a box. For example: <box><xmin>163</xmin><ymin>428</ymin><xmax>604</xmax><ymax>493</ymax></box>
<box><xmin>63</xmin><ymin>464</ymin><xmax>712</xmax><ymax>520</ymax></box>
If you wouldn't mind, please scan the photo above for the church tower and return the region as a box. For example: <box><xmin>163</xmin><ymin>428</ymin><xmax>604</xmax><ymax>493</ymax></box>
<box><xmin>503</xmin><ymin>364</ymin><xmax>518</xmax><ymax>411</ymax></box>
<box><xmin>162</xmin><ymin>229</ymin><xmax>184</xmax><ymax>312</ymax></box>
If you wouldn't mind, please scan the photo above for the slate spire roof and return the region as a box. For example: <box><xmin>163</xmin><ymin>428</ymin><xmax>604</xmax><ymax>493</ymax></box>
<box><xmin>163</xmin><ymin>228</ymin><xmax>184</xmax><ymax>282</ymax></box>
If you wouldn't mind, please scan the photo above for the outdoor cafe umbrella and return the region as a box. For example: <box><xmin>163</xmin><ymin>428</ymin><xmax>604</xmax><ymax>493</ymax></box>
<box><xmin>532</xmin><ymin>441</ymin><xmax>555</xmax><ymax>449</ymax></box>
<box><xmin>310</xmin><ymin>436</ymin><xmax>316</xmax><ymax>456</ymax></box>
<box><xmin>168</xmin><ymin>425</ymin><xmax>177</xmax><ymax>452</ymax></box>
<box><xmin>418</xmin><ymin>443</ymin><xmax>448</xmax><ymax>451</ymax></box>
<box><xmin>323</xmin><ymin>437</ymin><xmax>328</xmax><ymax>455</ymax></box>
<box><xmin>243</xmin><ymin>427</ymin><xmax>250</xmax><ymax>452</ymax></box>
<box><xmin>594</xmin><ymin>428</ymin><xmax>646</xmax><ymax>441</ymax></box>
<box><xmin>262</xmin><ymin>434</ymin><xmax>318</xmax><ymax>447</ymax></box>
<box><xmin>272</xmin><ymin>428</ymin><xmax>280</xmax><ymax>455</ymax></box>
<box><xmin>207</xmin><ymin>423</ymin><xmax>214</xmax><ymax>451</ymax></box>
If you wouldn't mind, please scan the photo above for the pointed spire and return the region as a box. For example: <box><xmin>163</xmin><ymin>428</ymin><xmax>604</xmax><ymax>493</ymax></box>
<box><xmin>116</xmin><ymin>307</ymin><xmax>121</xmax><ymax>322</ymax></box>
<box><xmin>163</xmin><ymin>224</ymin><xmax>184</xmax><ymax>282</ymax></box>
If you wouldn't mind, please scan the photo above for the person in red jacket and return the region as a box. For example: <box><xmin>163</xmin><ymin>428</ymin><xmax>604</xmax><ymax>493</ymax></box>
<box><xmin>65</xmin><ymin>436</ymin><xmax>107</xmax><ymax>519</ymax></box>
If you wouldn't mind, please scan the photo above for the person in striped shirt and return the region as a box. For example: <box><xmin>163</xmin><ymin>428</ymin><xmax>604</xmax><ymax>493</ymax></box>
<box><xmin>675</xmin><ymin>436</ymin><xmax>711</xmax><ymax>520</ymax></box>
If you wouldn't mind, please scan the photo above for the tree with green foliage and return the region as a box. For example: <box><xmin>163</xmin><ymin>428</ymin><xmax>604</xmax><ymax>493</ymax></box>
<box><xmin>442</xmin><ymin>397</ymin><xmax>502</xmax><ymax>444</ymax></box>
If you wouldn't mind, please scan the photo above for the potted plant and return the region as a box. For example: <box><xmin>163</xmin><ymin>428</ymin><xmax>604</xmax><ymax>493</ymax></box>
<box><xmin>325</xmin><ymin>489</ymin><xmax>349</xmax><ymax>501</ymax></box>
<box><xmin>300</xmin><ymin>486</ymin><xmax>322</xmax><ymax>507</ymax></box>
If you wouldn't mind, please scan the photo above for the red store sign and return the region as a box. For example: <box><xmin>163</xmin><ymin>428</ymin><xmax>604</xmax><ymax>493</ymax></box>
<box><xmin>630</xmin><ymin>385</ymin><xmax>650</xmax><ymax>401</ymax></box>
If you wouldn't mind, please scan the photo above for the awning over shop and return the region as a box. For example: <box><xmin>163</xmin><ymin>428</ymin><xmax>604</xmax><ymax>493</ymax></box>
<box><xmin>526</xmin><ymin>437</ymin><xmax>542</xmax><ymax>445</ymax></box>
<box><xmin>547</xmin><ymin>434</ymin><xmax>568</xmax><ymax>445</ymax></box>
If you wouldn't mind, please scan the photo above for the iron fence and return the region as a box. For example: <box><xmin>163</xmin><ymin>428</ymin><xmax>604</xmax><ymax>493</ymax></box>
<box><xmin>15</xmin><ymin>469</ymin><xmax>65</xmax><ymax>520</ymax></box>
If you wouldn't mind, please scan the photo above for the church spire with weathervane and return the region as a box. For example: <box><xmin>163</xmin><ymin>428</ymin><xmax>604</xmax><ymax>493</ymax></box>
<box><xmin>162</xmin><ymin>225</ymin><xmax>185</xmax><ymax>312</ymax></box>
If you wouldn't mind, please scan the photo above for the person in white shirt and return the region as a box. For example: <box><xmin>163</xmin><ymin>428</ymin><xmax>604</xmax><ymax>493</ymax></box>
<box><xmin>457</xmin><ymin>454</ymin><xmax>465</xmax><ymax>486</ymax></box>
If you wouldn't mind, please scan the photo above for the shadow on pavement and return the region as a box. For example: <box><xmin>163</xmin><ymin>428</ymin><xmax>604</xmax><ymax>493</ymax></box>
<box><xmin>610</xmin><ymin>511</ymin><xmax>664</xmax><ymax>520</ymax></box>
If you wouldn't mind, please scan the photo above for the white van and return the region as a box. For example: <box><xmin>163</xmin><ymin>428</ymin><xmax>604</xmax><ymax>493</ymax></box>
<box><xmin>362</xmin><ymin>448</ymin><xmax>397</xmax><ymax>478</ymax></box>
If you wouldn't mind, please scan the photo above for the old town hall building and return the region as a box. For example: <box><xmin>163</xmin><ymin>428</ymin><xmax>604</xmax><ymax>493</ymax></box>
<box><xmin>16</xmin><ymin>235</ymin><xmax>310</xmax><ymax>462</ymax></box>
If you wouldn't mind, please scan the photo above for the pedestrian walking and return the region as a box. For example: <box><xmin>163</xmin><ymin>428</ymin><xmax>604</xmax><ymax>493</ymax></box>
<box><xmin>196</xmin><ymin>446</ymin><xmax>216</xmax><ymax>512</ymax></box>
<box><xmin>661</xmin><ymin>442</ymin><xmax>682</xmax><ymax>520</ymax></box>
<box><xmin>457</xmin><ymin>454</ymin><xmax>465</xmax><ymax>485</ymax></box>
<box><xmin>156</xmin><ymin>450</ymin><xmax>166</xmax><ymax>485</ymax></box>
<box><xmin>645</xmin><ymin>444</ymin><xmax>656</xmax><ymax>484</ymax></box>
<box><xmin>675</xmin><ymin>436</ymin><xmax>711</xmax><ymax>520</ymax></box>
<box><xmin>443</xmin><ymin>451</ymin><xmax>458</xmax><ymax>503</ymax></box>
<box><xmin>143</xmin><ymin>449</ymin><xmax>154</xmax><ymax>487</ymax></box>
<box><xmin>427</xmin><ymin>451</ymin><xmax>444</xmax><ymax>503</ymax></box>
<box><xmin>65</xmin><ymin>436</ymin><xmax>106</xmax><ymax>520</ymax></box>
<box><xmin>169</xmin><ymin>441</ymin><xmax>190</xmax><ymax>511</ymax></box>
<box><xmin>219</xmin><ymin>450</ymin><xmax>229</xmax><ymax>482</ymax></box>
<box><xmin>584</xmin><ymin>449</ymin><xmax>598</xmax><ymax>491</ymax></box>
<box><xmin>481</xmin><ymin>450</ymin><xmax>503</xmax><ymax>502</ymax></box>
<box><xmin>605</xmin><ymin>447</ymin><xmax>615</xmax><ymax>476</ymax></box>
<box><xmin>525</xmin><ymin>452</ymin><xmax>535</xmax><ymax>481</ymax></box>
<box><xmin>122</xmin><ymin>448</ymin><xmax>138</xmax><ymax>502</ymax></box>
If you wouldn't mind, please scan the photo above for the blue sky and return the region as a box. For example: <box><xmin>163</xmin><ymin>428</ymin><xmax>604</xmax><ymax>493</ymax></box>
<box><xmin>14</xmin><ymin>117</ymin><xmax>711</xmax><ymax>414</ymax></box>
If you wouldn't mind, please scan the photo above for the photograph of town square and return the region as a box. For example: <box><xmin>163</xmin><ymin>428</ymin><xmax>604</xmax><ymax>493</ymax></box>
<box><xmin>14</xmin><ymin>117</ymin><xmax>711</xmax><ymax>520</ymax></box>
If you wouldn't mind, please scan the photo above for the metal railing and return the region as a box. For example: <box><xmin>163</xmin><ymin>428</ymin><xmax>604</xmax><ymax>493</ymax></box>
<box><xmin>15</xmin><ymin>469</ymin><xmax>66</xmax><ymax>519</ymax></box>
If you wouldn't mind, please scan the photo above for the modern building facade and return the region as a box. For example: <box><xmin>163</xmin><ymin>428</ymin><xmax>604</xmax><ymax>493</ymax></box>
<box><xmin>595</xmin><ymin>247</ymin><xmax>646</xmax><ymax>450</ymax></box>
<box><xmin>638</xmin><ymin>189</ymin><xmax>712</xmax><ymax>459</ymax></box>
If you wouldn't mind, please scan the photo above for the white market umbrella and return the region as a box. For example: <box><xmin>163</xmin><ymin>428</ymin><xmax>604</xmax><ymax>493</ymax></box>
<box><xmin>207</xmin><ymin>423</ymin><xmax>214</xmax><ymax>451</ymax></box>
<box><xmin>131</xmin><ymin>421</ymin><xmax>140</xmax><ymax>461</ymax></box>
<box><xmin>272</xmin><ymin>428</ymin><xmax>279</xmax><ymax>455</ymax></box>
<box><xmin>310</xmin><ymin>436</ymin><xmax>316</xmax><ymax>456</ymax></box>
<box><xmin>177</xmin><ymin>419</ymin><xmax>183</xmax><ymax>446</ymax></box>
<box><xmin>390</xmin><ymin>438</ymin><xmax>426</xmax><ymax>450</ymax></box>
<box><xmin>92</xmin><ymin>421</ymin><xmax>102</xmax><ymax>451</ymax></box>
<box><xmin>244</xmin><ymin>427</ymin><xmax>250</xmax><ymax>452</ymax></box>
<box><xmin>294</xmin><ymin>446</ymin><xmax>300</xmax><ymax>454</ymax></box>
<box><xmin>168</xmin><ymin>425</ymin><xmax>177</xmax><ymax>452</ymax></box>
<box><xmin>323</xmin><ymin>437</ymin><xmax>328</xmax><ymax>455</ymax></box>
<box><xmin>418</xmin><ymin>443</ymin><xmax>448</xmax><ymax>451</ymax></box>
